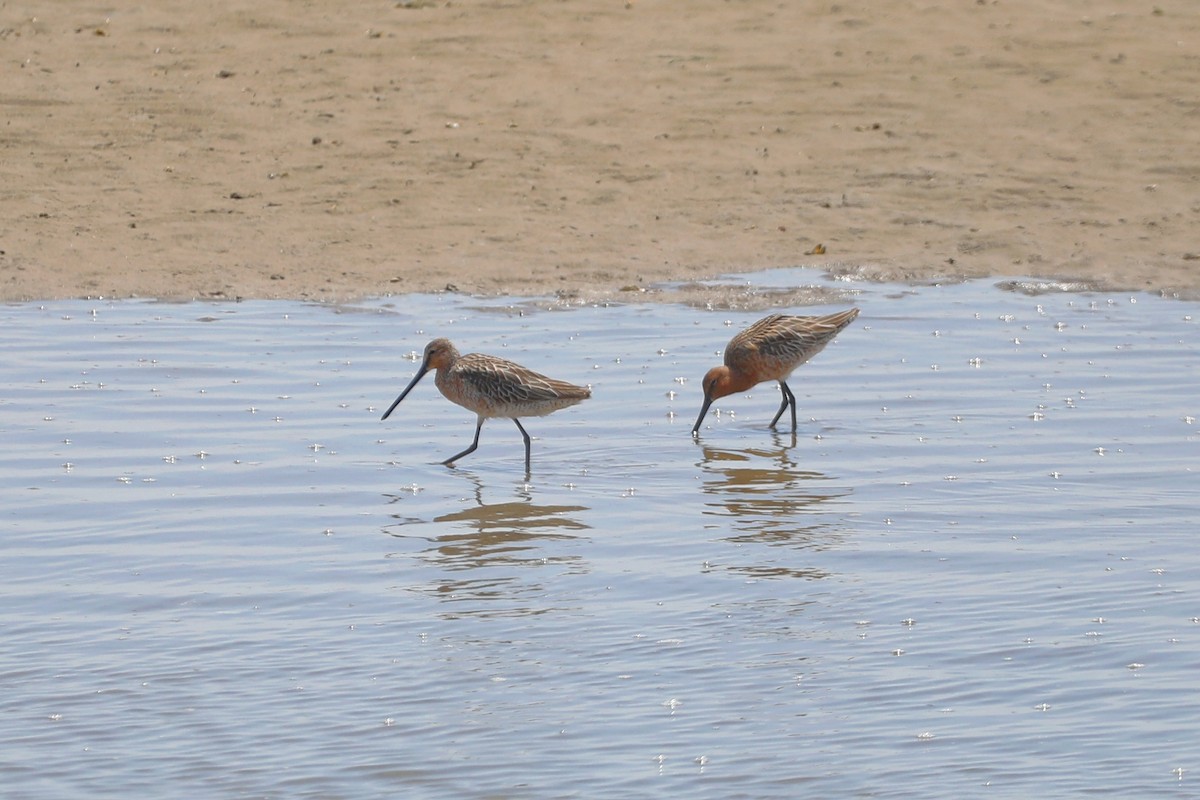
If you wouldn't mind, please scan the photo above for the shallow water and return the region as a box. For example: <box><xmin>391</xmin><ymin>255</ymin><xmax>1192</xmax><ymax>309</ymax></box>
<box><xmin>2</xmin><ymin>270</ymin><xmax>1198</xmax><ymax>798</ymax></box>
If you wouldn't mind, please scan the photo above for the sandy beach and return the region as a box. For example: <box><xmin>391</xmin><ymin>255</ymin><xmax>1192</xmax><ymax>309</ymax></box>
<box><xmin>2</xmin><ymin>0</ymin><xmax>1198</xmax><ymax>303</ymax></box>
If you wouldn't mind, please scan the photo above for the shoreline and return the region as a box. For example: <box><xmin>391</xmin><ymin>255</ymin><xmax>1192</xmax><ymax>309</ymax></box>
<box><xmin>4</xmin><ymin>1</ymin><xmax>1198</xmax><ymax>305</ymax></box>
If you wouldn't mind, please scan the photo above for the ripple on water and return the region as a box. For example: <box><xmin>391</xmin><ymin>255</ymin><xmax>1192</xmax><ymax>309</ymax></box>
<box><xmin>1</xmin><ymin>275</ymin><xmax>1198</xmax><ymax>798</ymax></box>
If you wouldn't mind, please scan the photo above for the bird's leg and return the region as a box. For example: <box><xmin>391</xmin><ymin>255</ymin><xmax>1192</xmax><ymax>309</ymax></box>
<box><xmin>513</xmin><ymin>418</ymin><xmax>533</xmax><ymax>473</ymax></box>
<box><xmin>443</xmin><ymin>420</ymin><xmax>483</xmax><ymax>466</ymax></box>
<box><xmin>784</xmin><ymin>381</ymin><xmax>798</xmax><ymax>431</ymax></box>
<box><xmin>769</xmin><ymin>381</ymin><xmax>798</xmax><ymax>430</ymax></box>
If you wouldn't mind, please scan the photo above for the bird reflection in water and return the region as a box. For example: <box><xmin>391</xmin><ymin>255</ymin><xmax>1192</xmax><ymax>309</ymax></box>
<box><xmin>696</xmin><ymin>432</ymin><xmax>850</xmax><ymax>580</ymax></box>
<box><xmin>383</xmin><ymin>473</ymin><xmax>589</xmax><ymax>616</ymax></box>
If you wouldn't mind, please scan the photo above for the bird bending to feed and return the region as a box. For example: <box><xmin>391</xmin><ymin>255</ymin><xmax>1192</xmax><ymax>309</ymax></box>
<box><xmin>381</xmin><ymin>338</ymin><xmax>591</xmax><ymax>471</ymax></box>
<box><xmin>692</xmin><ymin>308</ymin><xmax>859</xmax><ymax>436</ymax></box>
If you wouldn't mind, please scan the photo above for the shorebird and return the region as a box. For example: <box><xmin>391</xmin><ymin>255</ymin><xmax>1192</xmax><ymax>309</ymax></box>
<box><xmin>692</xmin><ymin>308</ymin><xmax>859</xmax><ymax>435</ymax></box>
<box><xmin>381</xmin><ymin>338</ymin><xmax>591</xmax><ymax>471</ymax></box>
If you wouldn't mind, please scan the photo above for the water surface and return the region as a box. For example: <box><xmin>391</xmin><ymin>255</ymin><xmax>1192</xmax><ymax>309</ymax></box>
<box><xmin>2</xmin><ymin>271</ymin><xmax>1197</xmax><ymax>798</ymax></box>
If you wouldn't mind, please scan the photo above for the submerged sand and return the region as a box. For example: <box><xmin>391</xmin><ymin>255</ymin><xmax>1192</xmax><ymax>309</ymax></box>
<box><xmin>2</xmin><ymin>0</ymin><xmax>1198</xmax><ymax>303</ymax></box>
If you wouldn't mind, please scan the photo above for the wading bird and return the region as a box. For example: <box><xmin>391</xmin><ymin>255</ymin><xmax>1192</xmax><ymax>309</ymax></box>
<box><xmin>692</xmin><ymin>308</ymin><xmax>859</xmax><ymax>435</ymax></box>
<box><xmin>382</xmin><ymin>338</ymin><xmax>591</xmax><ymax>471</ymax></box>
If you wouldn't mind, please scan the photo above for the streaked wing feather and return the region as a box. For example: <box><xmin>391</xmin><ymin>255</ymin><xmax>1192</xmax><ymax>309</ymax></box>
<box><xmin>458</xmin><ymin>354</ymin><xmax>589</xmax><ymax>406</ymax></box>
<box><xmin>725</xmin><ymin>309</ymin><xmax>859</xmax><ymax>366</ymax></box>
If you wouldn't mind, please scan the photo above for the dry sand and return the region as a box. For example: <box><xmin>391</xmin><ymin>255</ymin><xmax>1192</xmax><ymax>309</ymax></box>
<box><xmin>2</xmin><ymin>0</ymin><xmax>1198</xmax><ymax>304</ymax></box>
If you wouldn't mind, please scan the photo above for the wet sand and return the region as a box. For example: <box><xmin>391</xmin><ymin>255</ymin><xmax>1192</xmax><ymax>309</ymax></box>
<box><xmin>2</xmin><ymin>0</ymin><xmax>1198</xmax><ymax>302</ymax></box>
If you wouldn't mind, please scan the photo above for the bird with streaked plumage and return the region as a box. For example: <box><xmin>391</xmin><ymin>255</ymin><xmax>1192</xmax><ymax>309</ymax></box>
<box><xmin>692</xmin><ymin>308</ymin><xmax>859</xmax><ymax>435</ymax></box>
<box><xmin>381</xmin><ymin>338</ymin><xmax>590</xmax><ymax>471</ymax></box>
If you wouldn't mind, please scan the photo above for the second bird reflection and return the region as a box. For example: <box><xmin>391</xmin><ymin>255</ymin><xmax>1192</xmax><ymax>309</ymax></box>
<box><xmin>697</xmin><ymin>435</ymin><xmax>850</xmax><ymax>579</ymax></box>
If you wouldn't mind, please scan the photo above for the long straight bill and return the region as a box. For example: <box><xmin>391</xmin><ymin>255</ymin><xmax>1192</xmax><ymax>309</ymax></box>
<box><xmin>691</xmin><ymin>393</ymin><xmax>714</xmax><ymax>435</ymax></box>
<box><xmin>381</xmin><ymin>363</ymin><xmax>430</xmax><ymax>420</ymax></box>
